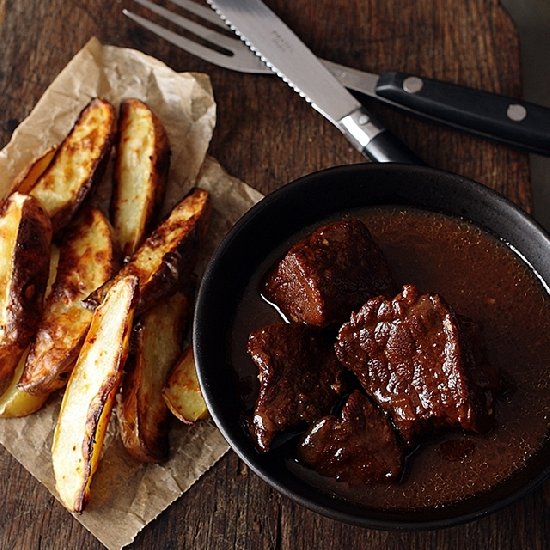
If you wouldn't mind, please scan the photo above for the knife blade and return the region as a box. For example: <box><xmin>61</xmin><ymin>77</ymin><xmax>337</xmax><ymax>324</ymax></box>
<box><xmin>206</xmin><ymin>0</ymin><xmax>421</xmax><ymax>164</ymax></box>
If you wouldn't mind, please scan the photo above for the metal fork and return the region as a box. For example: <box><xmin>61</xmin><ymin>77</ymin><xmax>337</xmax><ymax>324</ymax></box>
<box><xmin>123</xmin><ymin>0</ymin><xmax>363</xmax><ymax>79</ymax></box>
<box><xmin>122</xmin><ymin>0</ymin><xmax>550</xmax><ymax>155</ymax></box>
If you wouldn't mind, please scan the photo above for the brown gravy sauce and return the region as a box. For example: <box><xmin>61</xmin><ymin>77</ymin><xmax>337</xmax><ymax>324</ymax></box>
<box><xmin>230</xmin><ymin>207</ymin><xmax>550</xmax><ymax>510</ymax></box>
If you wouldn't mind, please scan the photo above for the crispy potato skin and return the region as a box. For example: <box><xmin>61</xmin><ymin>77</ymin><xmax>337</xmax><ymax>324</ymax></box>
<box><xmin>163</xmin><ymin>344</ymin><xmax>209</xmax><ymax>424</ymax></box>
<box><xmin>0</xmin><ymin>194</ymin><xmax>52</xmax><ymax>395</ymax></box>
<box><xmin>11</xmin><ymin>146</ymin><xmax>56</xmax><ymax>195</ymax></box>
<box><xmin>119</xmin><ymin>293</ymin><xmax>191</xmax><ymax>462</ymax></box>
<box><xmin>19</xmin><ymin>207</ymin><xmax>116</xmax><ymax>395</ymax></box>
<box><xmin>52</xmin><ymin>274</ymin><xmax>138</xmax><ymax>513</ymax></box>
<box><xmin>30</xmin><ymin>98</ymin><xmax>116</xmax><ymax>233</ymax></box>
<box><xmin>112</xmin><ymin>98</ymin><xmax>170</xmax><ymax>258</ymax></box>
<box><xmin>87</xmin><ymin>187</ymin><xmax>210</xmax><ymax>314</ymax></box>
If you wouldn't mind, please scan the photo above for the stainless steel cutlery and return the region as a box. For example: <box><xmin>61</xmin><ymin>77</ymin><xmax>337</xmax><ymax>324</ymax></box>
<box><xmin>124</xmin><ymin>0</ymin><xmax>550</xmax><ymax>156</ymax></box>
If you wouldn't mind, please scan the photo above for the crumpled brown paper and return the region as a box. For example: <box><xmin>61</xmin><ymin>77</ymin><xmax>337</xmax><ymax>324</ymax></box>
<box><xmin>0</xmin><ymin>38</ymin><xmax>263</xmax><ymax>549</ymax></box>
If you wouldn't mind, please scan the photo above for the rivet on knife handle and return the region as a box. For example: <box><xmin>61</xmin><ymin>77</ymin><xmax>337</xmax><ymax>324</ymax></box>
<box><xmin>340</xmin><ymin>107</ymin><xmax>421</xmax><ymax>164</ymax></box>
<box><xmin>376</xmin><ymin>72</ymin><xmax>550</xmax><ymax>155</ymax></box>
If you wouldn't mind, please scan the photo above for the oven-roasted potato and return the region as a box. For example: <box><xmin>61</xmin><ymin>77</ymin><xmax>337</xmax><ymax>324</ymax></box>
<box><xmin>119</xmin><ymin>293</ymin><xmax>191</xmax><ymax>463</ymax></box>
<box><xmin>0</xmin><ymin>349</ymin><xmax>48</xmax><ymax>417</ymax></box>
<box><xmin>163</xmin><ymin>344</ymin><xmax>208</xmax><ymax>424</ymax></box>
<box><xmin>19</xmin><ymin>207</ymin><xmax>116</xmax><ymax>395</ymax></box>
<box><xmin>87</xmin><ymin>187</ymin><xmax>210</xmax><ymax>314</ymax></box>
<box><xmin>0</xmin><ymin>193</ymin><xmax>52</xmax><ymax>395</ymax></box>
<box><xmin>112</xmin><ymin>98</ymin><xmax>170</xmax><ymax>258</ymax></box>
<box><xmin>11</xmin><ymin>146</ymin><xmax>56</xmax><ymax>195</ymax></box>
<box><xmin>30</xmin><ymin>98</ymin><xmax>116</xmax><ymax>233</ymax></box>
<box><xmin>52</xmin><ymin>274</ymin><xmax>138</xmax><ymax>513</ymax></box>
<box><xmin>0</xmin><ymin>243</ymin><xmax>59</xmax><ymax>416</ymax></box>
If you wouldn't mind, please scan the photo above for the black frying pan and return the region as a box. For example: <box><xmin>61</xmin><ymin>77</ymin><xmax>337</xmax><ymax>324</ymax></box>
<box><xmin>193</xmin><ymin>163</ymin><xmax>550</xmax><ymax>529</ymax></box>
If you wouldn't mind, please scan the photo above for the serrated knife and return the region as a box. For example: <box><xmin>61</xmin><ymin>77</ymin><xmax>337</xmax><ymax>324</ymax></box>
<box><xmin>206</xmin><ymin>0</ymin><xmax>421</xmax><ymax>164</ymax></box>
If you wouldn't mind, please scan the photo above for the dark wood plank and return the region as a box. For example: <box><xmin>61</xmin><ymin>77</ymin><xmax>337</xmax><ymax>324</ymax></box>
<box><xmin>0</xmin><ymin>1</ymin><xmax>546</xmax><ymax>549</ymax></box>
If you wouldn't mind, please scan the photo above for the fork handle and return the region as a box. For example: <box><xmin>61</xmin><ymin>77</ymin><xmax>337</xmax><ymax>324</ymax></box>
<box><xmin>375</xmin><ymin>72</ymin><xmax>550</xmax><ymax>155</ymax></box>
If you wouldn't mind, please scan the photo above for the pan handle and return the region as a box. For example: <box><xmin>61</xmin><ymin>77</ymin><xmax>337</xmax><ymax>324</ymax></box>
<box><xmin>339</xmin><ymin>106</ymin><xmax>423</xmax><ymax>164</ymax></box>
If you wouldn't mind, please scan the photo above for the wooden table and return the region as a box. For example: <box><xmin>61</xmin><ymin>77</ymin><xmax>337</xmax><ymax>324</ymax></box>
<box><xmin>0</xmin><ymin>1</ymin><xmax>547</xmax><ymax>548</ymax></box>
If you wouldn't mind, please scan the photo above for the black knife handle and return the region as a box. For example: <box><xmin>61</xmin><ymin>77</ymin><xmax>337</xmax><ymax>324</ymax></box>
<box><xmin>339</xmin><ymin>106</ymin><xmax>423</xmax><ymax>164</ymax></box>
<box><xmin>375</xmin><ymin>72</ymin><xmax>550</xmax><ymax>155</ymax></box>
<box><xmin>364</xmin><ymin>130</ymin><xmax>422</xmax><ymax>164</ymax></box>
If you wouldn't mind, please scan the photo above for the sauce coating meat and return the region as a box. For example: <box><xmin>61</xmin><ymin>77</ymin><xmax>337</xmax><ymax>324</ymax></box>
<box><xmin>263</xmin><ymin>219</ymin><xmax>393</xmax><ymax>327</ymax></box>
<box><xmin>247</xmin><ymin>323</ymin><xmax>346</xmax><ymax>452</ymax></box>
<box><xmin>335</xmin><ymin>284</ymin><xmax>493</xmax><ymax>445</ymax></box>
<box><xmin>298</xmin><ymin>390</ymin><xmax>404</xmax><ymax>483</ymax></box>
<box><xmin>231</xmin><ymin>207</ymin><xmax>550</xmax><ymax>508</ymax></box>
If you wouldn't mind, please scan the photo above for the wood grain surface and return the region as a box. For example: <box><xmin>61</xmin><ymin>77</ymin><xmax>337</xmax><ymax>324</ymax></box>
<box><xmin>0</xmin><ymin>1</ymin><xmax>547</xmax><ymax>549</ymax></box>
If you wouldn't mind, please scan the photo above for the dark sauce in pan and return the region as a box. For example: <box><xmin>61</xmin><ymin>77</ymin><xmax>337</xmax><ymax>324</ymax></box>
<box><xmin>230</xmin><ymin>206</ymin><xmax>550</xmax><ymax>510</ymax></box>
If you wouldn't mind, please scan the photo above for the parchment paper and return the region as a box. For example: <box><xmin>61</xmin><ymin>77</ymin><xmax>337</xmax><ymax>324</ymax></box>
<box><xmin>0</xmin><ymin>38</ymin><xmax>263</xmax><ymax>549</ymax></box>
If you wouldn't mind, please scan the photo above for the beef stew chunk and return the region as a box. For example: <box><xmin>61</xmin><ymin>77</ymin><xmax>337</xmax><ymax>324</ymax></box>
<box><xmin>247</xmin><ymin>323</ymin><xmax>346</xmax><ymax>452</ymax></box>
<box><xmin>263</xmin><ymin>219</ymin><xmax>394</xmax><ymax>327</ymax></box>
<box><xmin>298</xmin><ymin>390</ymin><xmax>404</xmax><ymax>483</ymax></box>
<box><xmin>335</xmin><ymin>285</ymin><xmax>494</xmax><ymax>445</ymax></box>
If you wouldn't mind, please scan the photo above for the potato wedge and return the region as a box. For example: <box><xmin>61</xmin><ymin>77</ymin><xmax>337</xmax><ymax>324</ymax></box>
<box><xmin>19</xmin><ymin>207</ymin><xmax>116</xmax><ymax>395</ymax></box>
<box><xmin>119</xmin><ymin>293</ymin><xmax>191</xmax><ymax>462</ymax></box>
<box><xmin>87</xmin><ymin>187</ymin><xmax>210</xmax><ymax>314</ymax></box>
<box><xmin>112</xmin><ymin>98</ymin><xmax>170</xmax><ymax>258</ymax></box>
<box><xmin>163</xmin><ymin>344</ymin><xmax>208</xmax><ymax>424</ymax></box>
<box><xmin>0</xmin><ymin>349</ymin><xmax>48</xmax><ymax>417</ymax></box>
<box><xmin>52</xmin><ymin>274</ymin><xmax>138</xmax><ymax>513</ymax></box>
<box><xmin>30</xmin><ymin>98</ymin><xmax>116</xmax><ymax>233</ymax></box>
<box><xmin>0</xmin><ymin>243</ymin><xmax>60</xmax><ymax>416</ymax></box>
<box><xmin>12</xmin><ymin>146</ymin><xmax>56</xmax><ymax>194</ymax></box>
<box><xmin>0</xmin><ymin>193</ymin><xmax>52</xmax><ymax>395</ymax></box>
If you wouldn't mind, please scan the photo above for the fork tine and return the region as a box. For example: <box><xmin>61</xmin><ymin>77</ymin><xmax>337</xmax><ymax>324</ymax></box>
<box><xmin>133</xmin><ymin>0</ymin><xmax>241</xmax><ymax>53</ymax></box>
<box><xmin>124</xmin><ymin>8</ymin><xmax>268</xmax><ymax>73</ymax></box>
<box><xmin>166</xmin><ymin>0</ymin><xmax>228</xmax><ymax>29</ymax></box>
<box><xmin>124</xmin><ymin>9</ymin><xmax>235</xmax><ymax>71</ymax></box>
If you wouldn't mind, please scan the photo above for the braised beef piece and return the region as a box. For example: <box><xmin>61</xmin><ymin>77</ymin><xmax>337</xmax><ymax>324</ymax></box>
<box><xmin>247</xmin><ymin>323</ymin><xmax>346</xmax><ymax>452</ymax></box>
<box><xmin>335</xmin><ymin>285</ymin><xmax>494</xmax><ymax>445</ymax></box>
<box><xmin>298</xmin><ymin>390</ymin><xmax>404</xmax><ymax>484</ymax></box>
<box><xmin>263</xmin><ymin>219</ymin><xmax>394</xmax><ymax>327</ymax></box>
